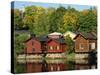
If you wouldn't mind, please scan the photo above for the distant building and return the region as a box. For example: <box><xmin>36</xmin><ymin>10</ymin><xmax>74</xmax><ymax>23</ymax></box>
<box><xmin>63</xmin><ymin>31</ymin><xmax>79</xmax><ymax>40</ymax></box>
<box><xmin>48</xmin><ymin>32</ymin><xmax>63</xmax><ymax>39</ymax></box>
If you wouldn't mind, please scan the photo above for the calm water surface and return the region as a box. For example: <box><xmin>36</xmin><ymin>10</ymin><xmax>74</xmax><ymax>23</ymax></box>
<box><xmin>15</xmin><ymin>58</ymin><xmax>97</xmax><ymax>73</ymax></box>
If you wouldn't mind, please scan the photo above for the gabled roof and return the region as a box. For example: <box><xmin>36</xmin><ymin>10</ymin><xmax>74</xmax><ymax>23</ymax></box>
<box><xmin>24</xmin><ymin>36</ymin><xmax>49</xmax><ymax>43</ymax></box>
<box><xmin>47</xmin><ymin>37</ymin><xmax>66</xmax><ymax>44</ymax></box>
<box><xmin>48</xmin><ymin>32</ymin><xmax>62</xmax><ymax>36</ymax></box>
<box><xmin>24</xmin><ymin>37</ymin><xmax>37</xmax><ymax>43</ymax></box>
<box><xmin>37</xmin><ymin>36</ymin><xmax>48</xmax><ymax>42</ymax></box>
<box><xmin>74</xmin><ymin>32</ymin><xmax>97</xmax><ymax>40</ymax></box>
<box><xmin>55</xmin><ymin>38</ymin><xmax>66</xmax><ymax>44</ymax></box>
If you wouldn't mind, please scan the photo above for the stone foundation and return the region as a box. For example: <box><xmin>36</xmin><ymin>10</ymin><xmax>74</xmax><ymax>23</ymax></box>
<box><xmin>45</xmin><ymin>53</ymin><xmax>66</xmax><ymax>58</ymax></box>
<box><xmin>75</xmin><ymin>53</ymin><xmax>89</xmax><ymax>59</ymax></box>
<box><xmin>17</xmin><ymin>59</ymin><xmax>42</xmax><ymax>63</ymax></box>
<box><xmin>17</xmin><ymin>54</ymin><xmax>43</xmax><ymax>59</ymax></box>
<box><xmin>17</xmin><ymin>53</ymin><xmax>66</xmax><ymax>59</ymax></box>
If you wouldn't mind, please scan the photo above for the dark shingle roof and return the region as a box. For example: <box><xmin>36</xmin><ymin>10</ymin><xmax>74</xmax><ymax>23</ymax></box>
<box><xmin>74</xmin><ymin>32</ymin><xmax>97</xmax><ymax>40</ymax></box>
<box><xmin>55</xmin><ymin>38</ymin><xmax>66</xmax><ymax>44</ymax></box>
<box><xmin>25</xmin><ymin>35</ymin><xmax>66</xmax><ymax>44</ymax></box>
<box><xmin>37</xmin><ymin>36</ymin><xmax>48</xmax><ymax>42</ymax></box>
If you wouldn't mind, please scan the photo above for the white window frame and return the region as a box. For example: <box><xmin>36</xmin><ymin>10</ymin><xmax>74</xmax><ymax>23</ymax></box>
<box><xmin>50</xmin><ymin>46</ymin><xmax>53</xmax><ymax>50</ymax></box>
<box><xmin>91</xmin><ymin>43</ymin><xmax>95</xmax><ymax>49</ymax></box>
<box><xmin>57</xmin><ymin>46</ymin><xmax>60</xmax><ymax>50</ymax></box>
<box><xmin>80</xmin><ymin>43</ymin><xmax>84</xmax><ymax>49</ymax></box>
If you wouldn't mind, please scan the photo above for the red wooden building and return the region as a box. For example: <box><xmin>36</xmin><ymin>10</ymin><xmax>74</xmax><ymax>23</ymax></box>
<box><xmin>47</xmin><ymin>38</ymin><xmax>67</xmax><ymax>53</ymax></box>
<box><xmin>24</xmin><ymin>37</ymin><xmax>42</xmax><ymax>54</ymax></box>
<box><xmin>24</xmin><ymin>32</ymin><xmax>67</xmax><ymax>54</ymax></box>
<box><xmin>24</xmin><ymin>35</ymin><xmax>48</xmax><ymax>54</ymax></box>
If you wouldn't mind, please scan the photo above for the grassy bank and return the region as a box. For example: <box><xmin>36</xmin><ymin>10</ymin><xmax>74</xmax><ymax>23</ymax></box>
<box><xmin>66</xmin><ymin>53</ymin><xmax>75</xmax><ymax>62</ymax></box>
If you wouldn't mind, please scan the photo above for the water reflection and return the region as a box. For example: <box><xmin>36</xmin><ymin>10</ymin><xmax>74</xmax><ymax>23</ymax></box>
<box><xmin>15</xmin><ymin>58</ymin><xmax>97</xmax><ymax>73</ymax></box>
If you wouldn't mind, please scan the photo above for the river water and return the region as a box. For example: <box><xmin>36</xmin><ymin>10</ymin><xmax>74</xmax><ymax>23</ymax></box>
<box><xmin>15</xmin><ymin>58</ymin><xmax>97</xmax><ymax>73</ymax></box>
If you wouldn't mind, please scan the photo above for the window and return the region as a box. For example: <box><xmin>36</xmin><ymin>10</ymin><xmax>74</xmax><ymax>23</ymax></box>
<box><xmin>57</xmin><ymin>46</ymin><xmax>60</xmax><ymax>50</ymax></box>
<box><xmin>80</xmin><ymin>43</ymin><xmax>84</xmax><ymax>49</ymax></box>
<box><xmin>50</xmin><ymin>46</ymin><xmax>53</xmax><ymax>50</ymax></box>
<box><xmin>90</xmin><ymin>43</ymin><xmax>95</xmax><ymax>49</ymax></box>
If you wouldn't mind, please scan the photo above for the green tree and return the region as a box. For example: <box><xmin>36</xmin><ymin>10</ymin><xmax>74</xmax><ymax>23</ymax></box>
<box><xmin>13</xmin><ymin>9</ymin><xmax>23</xmax><ymax>30</ymax></box>
<box><xmin>79</xmin><ymin>7</ymin><xmax>97</xmax><ymax>33</ymax></box>
<box><xmin>49</xmin><ymin>6</ymin><xmax>66</xmax><ymax>33</ymax></box>
<box><xmin>14</xmin><ymin>33</ymin><xmax>29</xmax><ymax>53</ymax></box>
<box><xmin>64</xmin><ymin>35</ymin><xmax>74</xmax><ymax>54</ymax></box>
<box><xmin>23</xmin><ymin>6</ymin><xmax>50</xmax><ymax>36</ymax></box>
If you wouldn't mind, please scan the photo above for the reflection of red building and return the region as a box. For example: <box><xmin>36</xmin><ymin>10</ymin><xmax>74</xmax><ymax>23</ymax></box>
<box><xmin>48</xmin><ymin>63</ymin><xmax>67</xmax><ymax>71</ymax></box>
<box><xmin>24</xmin><ymin>62</ymin><xmax>67</xmax><ymax>72</ymax></box>
<box><xmin>25</xmin><ymin>63</ymin><xmax>43</xmax><ymax>73</ymax></box>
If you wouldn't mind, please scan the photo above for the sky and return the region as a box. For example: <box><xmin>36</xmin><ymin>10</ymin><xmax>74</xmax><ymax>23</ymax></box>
<box><xmin>11</xmin><ymin>1</ymin><xmax>96</xmax><ymax>11</ymax></box>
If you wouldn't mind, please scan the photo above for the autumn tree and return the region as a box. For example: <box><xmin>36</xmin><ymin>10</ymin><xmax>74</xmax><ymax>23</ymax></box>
<box><xmin>13</xmin><ymin>6</ymin><xmax>97</xmax><ymax>35</ymax></box>
<box><xmin>62</xmin><ymin>7</ymin><xmax>79</xmax><ymax>32</ymax></box>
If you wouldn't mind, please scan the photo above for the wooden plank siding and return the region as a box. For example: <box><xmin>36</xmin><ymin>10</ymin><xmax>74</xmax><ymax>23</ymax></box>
<box><xmin>74</xmin><ymin>34</ymin><xmax>97</xmax><ymax>53</ymax></box>
<box><xmin>25</xmin><ymin>38</ymin><xmax>42</xmax><ymax>54</ymax></box>
<box><xmin>75</xmin><ymin>35</ymin><xmax>90</xmax><ymax>52</ymax></box>
<box><xmin>47</xmin><ymin>40</ymin><xmax>66</xmax><ymax>53</ymax></box>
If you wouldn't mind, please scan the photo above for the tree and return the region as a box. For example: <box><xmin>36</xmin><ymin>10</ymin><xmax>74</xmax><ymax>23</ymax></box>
<box><xmin>79</xmin><ymin>7</ymin><xmax>97</xmax><ymax>33</ymax></box>
<box><xmin>13</xmin><ymin>5</ymin><xmax>97</xmax><ymax>35</ymax></box>
<box><xmin>64</xmin><ymin>35</ymin><xmax>74</xmax><ymax>54</ymax></box>
<box><xmin>14</xmin><ymin>33</ymin><xmax>29</xmax><ymax>53</ymax></box>
<box><xmin>13</xmin><ymin>9</ymin><xmax>23</xmax><ymax>30</ymax></box>
<box><xmin>49</xmin><ymin>6</ymin><xmax>66</xmax><ymax>33</ymax></box>
<box><xmin>23</xmin><ymin>6</ymin><xmax>50</xmax><ymax>36</ymax></box>
<box><xmin>62</xmin><ymin>9</ymin><xmax>79</xmax><ymax>32</ymax></box>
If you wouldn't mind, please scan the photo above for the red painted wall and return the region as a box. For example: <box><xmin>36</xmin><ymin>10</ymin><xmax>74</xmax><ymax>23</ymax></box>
<box><xmin>25</xmin><ymin>38</ymin><xmax>42</xmax><ymax>54</ymax></box>
<box><xmin>47</xmin><ymin>40</ymin><xmax>66</xmax><ymax>53</ymax></box>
